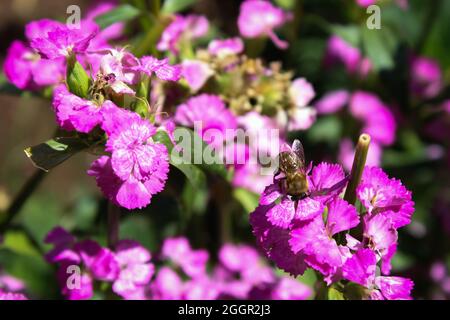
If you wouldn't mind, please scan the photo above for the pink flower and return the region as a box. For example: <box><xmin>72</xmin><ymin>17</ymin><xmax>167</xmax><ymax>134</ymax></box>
<box><xmin>411</xmin><ymin>56</ymin><xmax>442</xmax><ymax>98</ymax></box>
<box><xmin>257</xmin><ymin>162</ymin><xmax>347</xmax><ymax>229</ymax></box>
<box><xmin>157</xmin><ymin>14</ymin><xmax>209</xmax><ymax>55</ymax></box>
<box><xmin>270</xmin><ymin>277</ymin><xmax>312</xmax><ymax>300</ymax></box>
<box><xmin>161</xmin><ymin>237</ymin><xmax>209</xmax><ymax>278</ymax></box>
<box><xmin>289</xmin><ymin>198</ymin><xmax>358</xmax><ymax>282</ymax></box>
<box><xmin>289</xmin><ymin>78</ymin><xmax>315</xmax><ymax>108</ymax></box>
<box><xmin>350</xmin><ymin>91</ymin><xmax>396</xmax><ymax>146</ymax></box>
<box><xmin>98</xmin><ymin>48</ymin><xmax>141</xmax><ymax>86</ymax></box>
<box><xmin>342</xmin><ymin>248</ymin><xmax>413</xmax><ymax>300</ymax></box>
<box><xmin>250</xmin><ymin>161</ymin><xmax>349</xmax><ymax>277</ymax></box>
<box><xmin>3</xmin><ymin>40</ymin><xmax>64</xmax><ymax>90</ymax></box>
<box><xmin>136</xmin><ymin>56</ymin><xmax>181</xmax><ymax>82</ymax></box>
<box><xmin>52</xmin><ymin>84</ymin><xmax>109</xmax><ymax>132</ymax></box>
<box><xmin>232</xmin><ymin>162</ymin><xmax>274</xmax><ymax>194</ymax></box>
<box><xmin>287</xmin><ymin>107</ymin><xmax>317</xmax><ymax>131</ymax></box>
<box><xmin>357</xmin><ymin>166</ymin><xmax>414</xmax><ymax>229</ymax></box>
<box><xmin>208</xmin><ymin>37</ymin><xmax>244</xmax><ymax>57</ymax></box>
<box><xmin>316</xmin><ymin>90</ymin><xmax>350</xmax><ymax>114</ymax></box>
<box><xmin>325</xmin><ymin>36</ymin><xmax>372</xmax><ymax>76</ymax></box>
<box><xmin>181</xmin><ymin>60</ymin><xmax>214</xmax><ymax>92</ymax></box>
<box><xmin>45</xmin><ymin>227</ymin><xmax>120</xmax><ymax>300</ymax></box>
<box><xmin>175</xmin><ymin>94</ymin><xmax>238</xmax><ymax>148</ymax></box>
<box><xmin>112</xmin><ymin>240</ymin><xmax>155</xmax><ymax>299</ymax></box>
<box><xmin>286</xmin><ymin>78</ymin><xmax>317</xmax><ymax>131</ymax></box>
<box><xmin>75</xmin><ymin>240</ymin><xmax>119</xmax><ymax>282</ymax></box>
<box><xmin>92</xmin><ymin>117</ymin><xmax>169</xmax><ymax>210</ymax></box>
<box><xmin>150</xmin><ymin>267</ymin><xmax>184</xmax><ymax>300</ymax></box>
<box><xmin>29</xmin><ymin>20</ymin><xmax>98</xmax><ymax>59</ymax></box>
<box><xmin>84</xmin><ymin>2</ymin><xmax>125</xmax><ymax>45</ymax></box>
<box><xmin>238</xmin><ymin>0</ymin><xmax>292</xmax><ymax>49</ymax></box>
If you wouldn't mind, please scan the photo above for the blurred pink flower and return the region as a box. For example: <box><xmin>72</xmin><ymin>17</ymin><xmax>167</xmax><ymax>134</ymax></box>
<box><xmin>238</xmin><ymin>0</ymin><xmax>292</xmax><ymax>49</ymax></box>
<box><xmin>181</xmin><ymin>60</ymin><xmax>214</xmax><ymax>91</ymax></box>
<box><xmin>157</xmin><ymin>14</ymin><xmax>209</xmax><ymax>55</ymax></box>
<box><xmin>208</xmin><ymin>37</ymin><xmax>244</xmax><ymax>57</ymax></box>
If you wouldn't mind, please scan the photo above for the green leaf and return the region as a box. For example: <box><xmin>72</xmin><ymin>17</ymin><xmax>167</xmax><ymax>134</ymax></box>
<box><xmin>307</xmin><ymin>117</ymin><xmax>342</xmax><ymax>144</ymax></box>
<box><xmin>361</xmin><ymin>26</ymin><xmax>396</xmax><ymax>70</ymax></box>
<box><xmin>1</xmin><ymin>230</ymin><xmax>41</xmax><ymax>257</ymax></box>
<box><xmin>343</xmin><ymin>282</ymin><xmax>369</xmax><ymax>300</ymax></box>
<box><xmin>327</xmin><ymin>287</ymin><xmax>345</xmax><ymax>300</ymax></box>
<box><xmin>331</xmin><ymin>24</ymin><xmax>361</xmax><ymax>47</ymax></box>
<box><xmin>161</xmin><ymin>0</ymin><xmax>197</xmax><ymax>14</ymax></box>
<box><xmin>176</xmin><ymin>128</ymin><xmax>228</xmax><ymax>178</ymax></box>
<box><xmin>153</xmin><ymin>130</ymin><xmax>207</xmax><ymax>189</ymax></box>
<box><xmin>233</xmin><ymin>188</ymin><xmax>260</xmax><ymax>213</ymax></box>
<box><xmin>66</xmin><ymin>56</ymin><xmax>91</xmax><ymax>99</ymax></box>
<box><xmin>95</xmin><ymin>4</ymin><xmax>141</xmax><ymax>29</ymax></box>
<box><xmin>24</xmin><ymin>137</ymin><xmax>89</xmax><ymax>172</ymax></box>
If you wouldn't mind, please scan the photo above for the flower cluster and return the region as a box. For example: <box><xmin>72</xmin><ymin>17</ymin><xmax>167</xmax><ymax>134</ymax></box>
<box><xmin>45</xmin><ymin>227</ymin><xmax>154</xmax><ymax>300</ymax></box>
<box><xmin>250</xmin><ymin>142</ymin><xmax>414</xmax><ymax>299</ymax></box>
<box><xmin>44</xmin><ymin>230</ymin><xmax>310</xmax><ymax>300</ymax></box>
<box><xmin>150</xmin><ymin>238</ymin><xmax>311</xmax><ymax>300</ymax></box>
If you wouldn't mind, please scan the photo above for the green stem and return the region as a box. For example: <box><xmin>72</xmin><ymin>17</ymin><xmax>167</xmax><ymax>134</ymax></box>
<box><xmin>0</xmin><ymin>169</ymin><xmax>46</xmax><ymax>232</ymax></box>
<box><xmin>343</xmin><ymin>133</ymin><xmax>371</xmax><ymax>205</ymax></box>
<box><xmin>107</xmin><ymin>203</ymin><xmax>120</xmax><ymax>249</ymax></box>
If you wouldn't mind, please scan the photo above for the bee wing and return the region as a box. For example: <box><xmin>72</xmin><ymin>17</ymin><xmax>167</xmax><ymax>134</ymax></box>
<box><xmin>291</xmin><ymin>139</ymin><xmax>305</xmax><ymax>168</ymax></box>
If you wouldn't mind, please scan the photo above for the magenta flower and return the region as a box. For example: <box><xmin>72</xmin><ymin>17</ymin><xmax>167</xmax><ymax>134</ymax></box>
<box><xmin>325</xmin><ymin>36</ymin><xmax>372</xmax><ymax>76</ymax></box>
<box><xmin>29</xmin><ymin>20</ymin><xmax>98</xmax><ymax>59</ymax></box>
<box><xmin>250</xmin><ymin>162</ymin><xmax>348</xmax><ymax>276</ymax></box>
<box><xmin>75</xmin><ymin>240</ymin><xmax>119</xmax><ymax>282</ymax></box>
<box><xmin>357</xmin><ymin>166</ymin><xmax>414</xmax><ymax>229</ymax></box>
<box><xmin>289</xmin><ymin>198</ymin><xmax>358</xmax><ymax>282</ymax></box>
<box><xmin>238</xmin><ymin>0</ymin><xmax>292</xmax><ymax>49</ymax></box>
<box><xmin>112</xmin><ymin>240</ymin><xmax>155</xmax><ymax>299</ymax></box>
<box><xmin>90</xmin><ymin>117</ymin><xmax>170</xmax><ymax>210</ymax></box>
<box><xmin>316</xmin><ymin>90</ymin><xmax>350</xmax><ymax>114</ymax></box>
<box><xmin>257</xmin><ymin>162</ymin><xmax>347</xmax><ymax>229</ymax></box>
<box><xmin>269</xmin><ymin>277</ymin><xmax>312</xmax><ymax>300</ymax></box>
<box><xmin>287</xmin><ymin>78</ymin><xmax>317</xmax><ymax>131</ymax></box>
<box><xmin>411</xmin><ymin>56</ymin><xmax>442</xmax><ymax>98</ymax></box>
<box><xmin>289</xmin><ymin>78</ymin><xmax>315</xmax><ymax>108</ymax></box>
<box><xmin>3</xmin><ymin>40</ymin><xmax>64</xmax><ymax>90</ymax></box>
<box><xmin>350</xmin><ymin>91</ymin><xmax>396</xmax><ymax>146</ymax></box>
<box><xmin>135</xmin><ymin>56</ymin><xmax>181</xmax><ymax>82</ymax></box>
<box><xmin>232</xmin><ymin>162</ymin><xmax>274</xmax><ymax>194</ymax></box>
<box><xmin>150</xmin><ymin>267</ymin><xmax>184</xmax><ymax>300</ymax></box>
<box><xmin>45</xmin><ymin>227</ymin><xmax>119</xmax><ymax>300</ymax></box>
<box><xmin>342</xmin><ymin>248</ymin><xmax>413</xmax><ymax>300</ymax></box>
<box><xmin>157</xmin><ymin>14</ymin><xmax>209</xmax><ymax>55</ymax></box>
<box><xmin>98</xmin><ymin>48</ymin><xmax>141</xmax><ymax>86</ymax></box>
<box><xmin>161</xmin><ymin>237</ymin><xmax>209</xmax><ymax>278</ymax></box>
<box><xmin>52</xmin><ymin>84</ymin><xmax>126</xmax><ymax>133</ymax></box>
<box><xmin>181</xmin><ymin>60</ymin><xmax>214</xmax><ymax>92</ymax></box>
<box><xmin>208</xmin><ymin>37</ymin><xmax>244</xmax><ymax>57</ymax></box>
<box><xmin>84</xmin><ymin>2</ymin><xmax>125</xmax><ymax>47</ymax></box>
<box><xmin>174</xmin><ymin>94</ymin><xmax>238</xmax><ymax>147</ymax></box>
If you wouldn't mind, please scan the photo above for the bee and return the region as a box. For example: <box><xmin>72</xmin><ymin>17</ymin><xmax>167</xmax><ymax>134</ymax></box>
<box><xmin>275</xmin><ymin>139</ymin><xmax>310</xmax><ymax>200</ymax></box>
